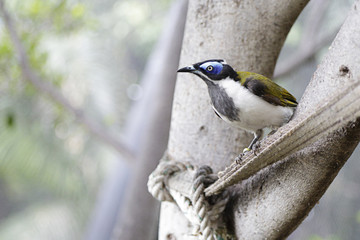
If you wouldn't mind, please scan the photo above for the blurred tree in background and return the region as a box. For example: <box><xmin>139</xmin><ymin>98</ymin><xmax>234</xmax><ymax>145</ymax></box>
<box><xmin>0</xmin><ymin>0</ymin><xmax>359</xmax><ymax>239</ymax></box>
<box><xmin>0</xmin><ymin>0</ymin><xmax>171</xmax><ymax>239</ymax></box>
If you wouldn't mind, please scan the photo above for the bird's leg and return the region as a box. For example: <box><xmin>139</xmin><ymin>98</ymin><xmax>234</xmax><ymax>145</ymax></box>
<box><xmin>236</xmin><ymin>129</ymin><xmax>263</xmax><ymax>164</ymax></box>
<box><xmin>245</xmin><ymin>129</ymin><xmax>263</xmax><ymax>152</ymax></box>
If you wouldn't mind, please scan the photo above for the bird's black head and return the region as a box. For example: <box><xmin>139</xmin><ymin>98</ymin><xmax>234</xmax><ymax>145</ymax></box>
<box><xmin>177</xmin><ymin>59</ymin><xmax>238</xmax><ymax>82</ymax></box>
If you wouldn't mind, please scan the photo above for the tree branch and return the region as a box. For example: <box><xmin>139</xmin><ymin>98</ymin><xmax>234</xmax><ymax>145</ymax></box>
<box><xmin>206</xmin><ymin>76</ymin><xmax>360</xmax><ymax>196</ymax></box>
<box><xmin>207</xmin><ymin>1</ymin><xmax>360</xmax><ymax>238</ymax></box>
<box><xmin>159</xmin><ymin>0</ymin><xmax>311</xmax><ymax>239</ymax></box>
<box><xmin>274</xmin><ymin>0</ymin><xmax>338</xmax><ymax>78</ymax></box>
<box><xmin>160</xmin><ymin>0</ymin><xmax>360</xmax><ymax>238</ymax></box>
<box><xmin>0</xmin><ymin>0</ymin><xmax>135</xmax><ymax>162</ymax></box>
<box><xmin>274</xmin><ymin>27</ymin><xmax>339</xmax><ymax>78</ymax></box>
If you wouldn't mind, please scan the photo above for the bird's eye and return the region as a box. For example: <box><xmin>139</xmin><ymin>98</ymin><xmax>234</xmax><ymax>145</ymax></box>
<box><xmin>199</xmin><ymin>61</ymin><xmax>223</xmax><ymax>74</ymax></box>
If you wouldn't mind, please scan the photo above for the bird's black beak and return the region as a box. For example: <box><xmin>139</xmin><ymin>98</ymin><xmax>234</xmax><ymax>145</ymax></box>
<box><xmin>177</xmin><ymin>66</ymin><xmax>195</xmax><ymax>73</ymax></box>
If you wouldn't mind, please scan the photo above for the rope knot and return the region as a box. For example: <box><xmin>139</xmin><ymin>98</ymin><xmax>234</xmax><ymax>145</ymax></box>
<box><xmin>148</xmin><ymin>158</ymin><xmax>232</xmax><ymax>240</ymax></box>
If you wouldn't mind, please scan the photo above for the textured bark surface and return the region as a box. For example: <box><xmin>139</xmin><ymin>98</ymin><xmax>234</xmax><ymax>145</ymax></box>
<box><xmin>230</xmin><ymin>1</ymin><xmax>360</xmax><ymax>239</ymax></box>
<box><xmin>168</xmin><ymin>0</ymin><xmax>309</xmax><ymax>174</ymax></box>
<box><xmin>160</xmin><ymin>0</ymin><xmax>309</xmax><ymax>239</ymax></box>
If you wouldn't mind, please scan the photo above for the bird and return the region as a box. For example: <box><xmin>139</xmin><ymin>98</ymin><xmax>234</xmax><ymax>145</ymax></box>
<box><xmin>177</xmin><ymin>59</ymin><xmax>297</xmax><ymax>155</ymax></box>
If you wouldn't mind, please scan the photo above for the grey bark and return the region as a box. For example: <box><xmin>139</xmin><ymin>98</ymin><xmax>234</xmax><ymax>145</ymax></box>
<box><xmin>160</xmin><ymin>0</ymin><xmax>360</xmax><ymax>239</ymax></box>
<box><xmin>168</xmin><ymin>0</ymin><xmax>309</xmax><ymax>172</ymax></box>
<box><xmin>231</xmin><ymin>1</ymin><xmax>360</xmax><ymax>236</ymax></box>
<box><xmin>160</xmin><ymin>0</ymin><xmax>310</xmax><ymax>239</ymax></box>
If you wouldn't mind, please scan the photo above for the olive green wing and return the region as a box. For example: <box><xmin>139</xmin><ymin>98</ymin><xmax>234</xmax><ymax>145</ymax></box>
<box><xmin>237</xmin><ymin>71</ymin><xmax>297</xmax><ymax>107</ymax></box>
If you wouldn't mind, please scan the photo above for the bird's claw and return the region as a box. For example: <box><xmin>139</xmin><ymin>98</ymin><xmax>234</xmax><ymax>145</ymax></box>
<box><xmin>235</xmin><ymin>144</ymin><xmax>262</xmax><ymax>164</ymax></box>
<box><xmin>235</xmin><ymin>148</ymin><xmax>251</xmax><ymax>164</ymax></box>
<box><xmin>252</xmin><ymin>141</ymin><xmax>261</xmax><ymax>156</ymax></box>
<box><xmin>243</xmin><ymin>147</ymin><xmax>251</xmax><ymax>153</ymax></box>
<box><xmin>235</xmin><ymin>153</ymin><xmax>244</xmax><ymax>164</ymax></box>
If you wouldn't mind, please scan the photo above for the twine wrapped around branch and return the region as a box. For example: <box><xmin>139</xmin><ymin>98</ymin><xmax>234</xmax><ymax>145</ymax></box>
<box><xmin>148</xmin><ymin>155</ymin><xmax>233</xmax><ymax>240</ymax></box>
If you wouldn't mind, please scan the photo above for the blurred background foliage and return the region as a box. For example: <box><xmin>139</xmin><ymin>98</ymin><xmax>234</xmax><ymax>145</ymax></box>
<box><xmin>0</xmin><ymin>0</ymin><xmax>359</xmax><ymax>239</ymax></box>
<box><xmin>0</xmin><ymin>0</ymin><xmax>170</xmax><ymax>239</ymax></box>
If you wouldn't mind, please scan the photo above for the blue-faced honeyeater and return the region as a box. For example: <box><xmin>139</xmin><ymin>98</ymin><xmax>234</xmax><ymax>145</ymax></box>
<box><xmin>177</xmin><ymin>59</ymin><xmax>297</xmax><ymax>153</ymax></box>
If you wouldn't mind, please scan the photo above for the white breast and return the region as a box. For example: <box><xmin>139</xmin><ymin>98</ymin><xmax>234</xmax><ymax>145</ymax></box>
<box><xmin>215</xmin><ymin>78</ymin><xmax>294</xmax><ymax>132</ymax></box>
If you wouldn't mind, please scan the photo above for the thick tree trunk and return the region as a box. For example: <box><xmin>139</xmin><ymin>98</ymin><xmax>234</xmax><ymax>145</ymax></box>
<box><xmin>230</xmin><ymin>1</ymin><xmax>360</xmax><ymax>238</ymax></box>
<box><xmin>160</xmin><ymin>0</ymin><xmax>309</xmax><ymax>239</ymax></box>
<box><xmin>159</xmin><ymin>0</ymin><xmax>360</xmax><ymax>239</ymax></box>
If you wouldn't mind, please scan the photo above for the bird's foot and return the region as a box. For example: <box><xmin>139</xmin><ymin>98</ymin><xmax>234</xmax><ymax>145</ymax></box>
<box><xmin>235</xmin><ymin>148</ymin><xmax>251</xmax><ymax>164</ymax></box>
<box><xmin>235</xmin><ymin>153</ymin><xmax>244</xmax><ymax>164</ymax></box>
<box><xmin>252</xmin><ymin>141</ymin><xmax>261</xmax><ymax>156</ymax></box>
<box><xmin>243</xmin><ymin>147</ymin><xmax>251</xmax><ymax>153</ymax></box>
<box><xmin>235</xmin><ymin>143</ymin><xmax>264</xmax><ymax>163</ymax></box>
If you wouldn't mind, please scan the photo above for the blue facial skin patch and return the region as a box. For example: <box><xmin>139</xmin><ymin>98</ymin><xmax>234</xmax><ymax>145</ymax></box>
<box><xmin>199</xmin><ymin>61</ymin><xmax>223</xmax><ymax>75</ymax></box>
